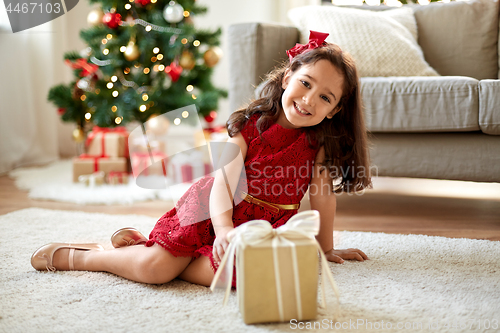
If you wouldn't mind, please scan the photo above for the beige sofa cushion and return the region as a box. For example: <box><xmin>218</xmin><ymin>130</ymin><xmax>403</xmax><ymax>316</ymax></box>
<box><xmin>361</xmin><ymin>76</ymin><xmax>479</xmax><ymax>133</ymax></box>
<box><xmin>370</xmin><ymin>133</ymin><xmax>500</xmax><ymax>182</ymax></box>
<box><xmin>287</xmin><ymin>6</ymin><xmax>439</xmax><ymax>77</ymax></box>
<box><xmin>413</xmin><ymin>0</ymin><xmax>499</xmax><ymax>80</ymax></box>
<box><xmin>479</xmin><ymin>80</ymin><xmax>500</xmax><ymax>135</ymax></box>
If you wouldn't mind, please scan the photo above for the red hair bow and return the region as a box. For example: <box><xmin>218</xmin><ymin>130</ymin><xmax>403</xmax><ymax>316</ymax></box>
<box><xmin>286</xmin><ymin>30</ymin><xmax>329</xmax><ymax>62</ymax></box>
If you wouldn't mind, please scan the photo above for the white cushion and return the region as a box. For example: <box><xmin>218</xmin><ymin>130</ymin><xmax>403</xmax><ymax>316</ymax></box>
<box><xmin>287</xmin><ymin>6</ymin><xmax>439</xmax><ymax>77</ymax></box>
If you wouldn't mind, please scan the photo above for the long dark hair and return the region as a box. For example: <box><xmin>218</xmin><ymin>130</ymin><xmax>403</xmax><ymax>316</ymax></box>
<box><xmin>227</xmin><ymin>44</ymin><xmax>372</xmax><ymax>193</ymax></box>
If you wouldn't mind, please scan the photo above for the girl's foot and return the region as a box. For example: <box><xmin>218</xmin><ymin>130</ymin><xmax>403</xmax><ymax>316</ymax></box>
<box><xmin>111</xmin><ymin>228</ymin><xmax>147</xmax><ymax>248</ymax></box>
<box><xmin>31</xmin><ymin>243</ymin><xmax>103</xmax><ymax>271</ymax></box>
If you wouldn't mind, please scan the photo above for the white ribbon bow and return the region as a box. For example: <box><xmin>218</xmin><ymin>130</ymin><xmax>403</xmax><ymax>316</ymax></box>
<box><xmin>210</xmin><ymin>210</ymin><xmax>340</xmax><ymax>320</ymax></box>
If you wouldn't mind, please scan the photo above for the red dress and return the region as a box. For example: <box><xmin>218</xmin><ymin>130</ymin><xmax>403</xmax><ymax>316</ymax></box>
<box><xmin>145</xmin><ymin>114</ymin><xmax>319</xmax><ymax>273</ymax></box>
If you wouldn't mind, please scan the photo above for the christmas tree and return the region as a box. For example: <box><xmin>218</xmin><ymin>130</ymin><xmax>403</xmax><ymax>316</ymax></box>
<box><xmin>48</xmin><ymin>0</ymin><xmax>227</xmax><ymax>141</ymax></box>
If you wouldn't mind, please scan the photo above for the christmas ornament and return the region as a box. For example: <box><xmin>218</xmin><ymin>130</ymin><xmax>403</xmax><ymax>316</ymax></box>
<box><xmin>87</xmin><ymin>9</ymin><xmax>104</xmax><ymax>26</ymax></box>
<box><xmin>204</xmin><ymin>46</ymin><xmax>223</xmax><ymax>68</ymax></box>
<box><xmin>124</xmin><ymin>38</ymin><xmax>140</xmax><ymax>61</ymax></box>
<box><xmin>179</xmin><ymin>50</ymin><xmax>195</xmax><ymax>70</ymax></box>
<box><xmin>72</xmin><ymin>128</ymin><xmax>85</xmax><ymax>142</ymax></box>
<box><xmin>146</xmin><ymin>114</ymin><xmax>170</xmax><ymax>136</ymax></box>
<box><xmin>163</xmin><ymin>77</ymin><xmax>172</xmax><ymax>89</ymax></box>
<box><xmin>165</xmin><ymin>61</ymin><xmax>183</xmax><ymax>82</ymax></box>
<box><xmin>135</xmin><ymin>0</ymin><xmax>151</xmax><ymax>6</ymax></box>
<box><xmin>204</xmin><ymin>111</ymin><xmax>217</xmax><ymax>123</ymax></box>
<box><xmin>80</xmin><ymin>47</ymin><xmax>92</xmax><ymax>57</ymax></box>
<box><xmin>58</xmin><ymin>108</ymin><xmax>66</xmax><ymax>115</ymax></box>
<box><xmin>77</xmin><ymin>78</ymin><xmax>91</xmax><ymax>90</ymax></box>
<box><xmin>65</xmin><ymin>58</ymin><xmax>99</xmax><ymax>78</ymax></box>
<box><xmin>103</xmin><ymin>12</ymin><xmax>122</xmax><ymax>29</ymax></box>
<box><xmin>163</xmin><ymin>1</ymin><xmax>184</xmax><ymax>23</ymax></box>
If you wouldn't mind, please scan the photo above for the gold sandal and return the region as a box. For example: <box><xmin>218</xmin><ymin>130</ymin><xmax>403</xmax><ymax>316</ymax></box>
<box><xmin>31</xmin><ymin>243</ymin><xmax>103</xmax><ymax>271</ymax></box>
<box><xmin>111</xmin><ymin>228</ymin><xmax>147</xmax><ymax>248</ymax></box>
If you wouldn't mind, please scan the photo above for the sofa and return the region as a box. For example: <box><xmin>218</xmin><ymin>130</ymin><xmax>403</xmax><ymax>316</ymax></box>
<box><xmin>227</xmin><ymin>0</ymin><xmax>500</xmax><ymax>183</ymax></box>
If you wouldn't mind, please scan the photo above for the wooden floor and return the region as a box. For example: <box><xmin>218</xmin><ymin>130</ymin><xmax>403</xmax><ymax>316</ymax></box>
<box><xmin>1</xmin><ymin>175</ymin><xmax>499</xmax><ymax>241</ymax></box>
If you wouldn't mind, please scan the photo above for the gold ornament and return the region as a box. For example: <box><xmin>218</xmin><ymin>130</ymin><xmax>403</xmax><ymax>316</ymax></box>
<box><xmin>124</xmin><ymin>38</ymin><xmax>140</xmax><ymax>61</ymax></box>
<box><xmin>146</xmin><ymin>114</ymin><xmax>170</xmax><ymax>136</ymax></box>
<box><xmin>87</xmin><ymin>9</ymin><xmax>104</xmax><ymax>26</ymax></box>
<box><xmin>179</xmin><ymin>50</ymin><xmax>195</xmax><ymax>70</ymax></box>
<box><xmin>72</xmin><ymin>128</ymin><xmax>85</xmax><ymax>143</ymax></box>
<box><xmin>204</xmin><ymin>47</ymin><xmax>223</xmax><ymax>68</ymax></box>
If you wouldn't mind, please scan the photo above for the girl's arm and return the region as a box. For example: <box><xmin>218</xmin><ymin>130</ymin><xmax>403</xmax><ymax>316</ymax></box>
<box><xmin>310</xmin><ymin>146</ymin><xmax>368</xmax><ymax>263</ymax></box>
<box><xmin>210</xmin><ymin>132</ymin><xmax>248</xmax><ymax>263</ymax></box>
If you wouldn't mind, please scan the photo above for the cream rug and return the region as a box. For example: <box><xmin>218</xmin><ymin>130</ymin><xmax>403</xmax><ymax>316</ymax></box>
<box><xmin>8</xmin><ymin>160</ymin><xmax>188</xmax><ymax>205</ymax></box>
<box><xmin>1</xmin><ymin>208</ymin><xmax>499</xmax><ymax>333</ymax></box>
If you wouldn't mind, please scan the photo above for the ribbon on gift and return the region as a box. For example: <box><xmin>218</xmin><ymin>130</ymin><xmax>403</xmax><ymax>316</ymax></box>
<box><xmin>85</xmin><ymin>126</ymin><xmax>129</xmax><ymax>157</ymax></box>
<box><xmin>108</xmin><ymin>171</ymin><xmax>129</xmax><ymax>184</ymax></box>
<box><xmin>171</xmin><ymin>150</ymin><xmax>210</xmax><ymax>183</ymax></box>
<box><xmin>78</xmin><ymin>154</ymin><xmax>109</xmax><ymax>173</ymax></box>
<box><xmin>78</xmin><ymin>171</ymin><xmax>105</xmax><ymax>187</ymax></box>
<box><xmin>204</xmin><ymin>125</ymin><xmax>226</xmax><ymax>134</ymax></box>
<box><xmin>131</xmin><ymin>152</ymin><xmax>167</xmax><ymax>177</ymax></box>
<box><xmin>210</xmin><ymin>210</ymin><xmax>340</xmax><ymax>321</ymax></box>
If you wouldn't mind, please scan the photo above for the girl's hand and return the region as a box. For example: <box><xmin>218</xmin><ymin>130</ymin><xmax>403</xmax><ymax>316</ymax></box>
<box><xmin>213</xmin><ymin>226</ymin><xmax>234</xmax><ymax>264</ymax></box>
<box><xmin>324</xmin><ymin>248</ymin><xmax>369</xmax><ymax>264</ymax></box>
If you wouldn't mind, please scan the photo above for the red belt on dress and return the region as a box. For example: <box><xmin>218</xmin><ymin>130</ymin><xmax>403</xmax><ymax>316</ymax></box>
<box><xmin>238</xmin><ymin>191</ymin><xmax>300</xmax><ymax>214</ymax></box>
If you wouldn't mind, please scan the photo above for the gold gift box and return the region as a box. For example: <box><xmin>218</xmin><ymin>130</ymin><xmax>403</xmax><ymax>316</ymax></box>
<box><xmin>86</xmin><ymin>131</ymin><xmax>128</xmax><ymax>158</ymax></box>
<box><xmin>73</xmin><ymin>157</ymin><xmax>128</xmax><ymax>182</ymax></box>
<box><xmin>237</xmin><ymin>238</ymin><xmax>319</xmax><ymax>324</ymax></box>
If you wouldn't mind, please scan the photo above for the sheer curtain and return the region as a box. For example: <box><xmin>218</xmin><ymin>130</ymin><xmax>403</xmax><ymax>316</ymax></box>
<box><xmin>0</xmin><ymin>1</ymin><xmax>91</xmax><ymax>174</ymax></box>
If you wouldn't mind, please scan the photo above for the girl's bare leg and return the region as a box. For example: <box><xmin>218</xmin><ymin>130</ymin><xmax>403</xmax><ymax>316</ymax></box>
<box><xmin>52</xmin><ymin>244</ymin><xmax>191</xmax><ymax>284</ymax></box>
<box><xmin>178</xmin><ymin>255</ymin><xmax>215</xmax><ymax>287</ymax></box>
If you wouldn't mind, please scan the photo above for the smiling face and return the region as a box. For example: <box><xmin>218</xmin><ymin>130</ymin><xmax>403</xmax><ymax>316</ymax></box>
<box><xmin>278</xmin><ymin>59</ymin><xmax>344</xmax><ymax>129</ymax></box>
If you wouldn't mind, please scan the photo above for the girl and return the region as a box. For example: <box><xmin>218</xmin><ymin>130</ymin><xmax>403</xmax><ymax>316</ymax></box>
<box><xmin>31</xmin><ymin>31</ymin><xmax>371</xmax><ymax>287</ymax></box>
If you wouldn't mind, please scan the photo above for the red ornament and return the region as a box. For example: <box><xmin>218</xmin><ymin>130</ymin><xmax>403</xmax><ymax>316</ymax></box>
<box><xmin>102</xmin><ymin>12</ymin><xmax>122</xmax><ymax>29</ymax></box>
<box><xmin>65</xmin><ymin>58</ymin><xmax>99</xmax><ymax>78</ymax></box>
<box><xmin>165</xmin><ymin>61</ymin><xmax>183</xmax><ymax>82</ymax></box>
<box><xmin>58</xmin><ymin>108</ymin><xmax>66</xmax><ymax>115</ymax></box>
<box><xmin>204</xmin><ymin>111</ymin><xmax>217</xmax><ymax>123</ymax></box>
<box><xmin>135</xmin><ymin>0</ymin><xmax>151</xmax><ymax>6</ymax></box>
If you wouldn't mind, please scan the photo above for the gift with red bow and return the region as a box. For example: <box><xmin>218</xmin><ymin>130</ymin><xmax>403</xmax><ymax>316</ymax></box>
<box><xmin>72</xmin><ymin>154</ymin><xmax>128</xmax><ymax>182</ymax></box>
<box><xmin>107</xmin><ymin>171</ymin><xmax>130</xmax><ymax>185</ymax></box>
<box><xmin>170</xmin><ymin>149</ymin><xmax>211</xmax><ymax>183</ymax></box>
<box><xmin>130</xmin><ymin>151</ymin><xmax>168</xmax><ymax>178</ymax></box>
<box><xmin>85</xmin><ymin>126</ymin><xmax>129</xmax><ymax>158</ymax></box>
